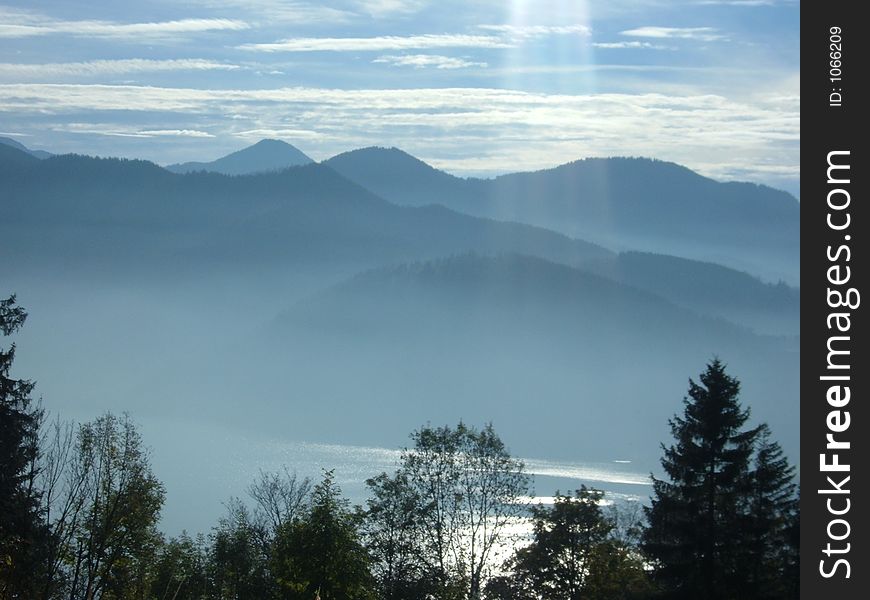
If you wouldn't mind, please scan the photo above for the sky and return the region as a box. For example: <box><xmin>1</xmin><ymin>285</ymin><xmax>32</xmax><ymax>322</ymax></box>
<box><xmin>0</xmin><ymin>0</ymin><xmax>799</xmax><ymax>194</ymax></box>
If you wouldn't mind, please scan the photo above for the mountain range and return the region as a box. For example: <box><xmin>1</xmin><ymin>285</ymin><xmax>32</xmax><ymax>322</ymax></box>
<box><xmin>325</xmin><ymin>147</ymin><xmax>799</xmax><ymax>284</ymax></box>
<box><xmin>0</xmin><ymin>136</ymin><xmax>53</xmax><ymax>159</ymax></box>
<box><xmin>0</xmin><ymin>138</ymin><xmax>800</xmax><ymax>461</ymax></box>
<box><xmin>3</xmin><ymin>137</ymin><xmax>800</xmax><ymax>285</ymax></box>
<box><xmin>165</xmin><ymin>139</ymin><xmax>313</xmax><ymax>175</ymax></box>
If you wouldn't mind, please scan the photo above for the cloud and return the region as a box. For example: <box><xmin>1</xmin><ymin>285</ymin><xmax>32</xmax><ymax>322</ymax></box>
<box><xmin>181</xmin><ymin>1</ymin><xmax>355</xmax><ymax>23</ymax></box>
<box><xmin>137</xmin><ymin>129</ymin><xmax>215</xmax><ymax>138</ymax></box>
<box><xmin>0</xmin><ymin>83</ymin><xmax>799</xmax><ymax>188</ymax></box>
<box><xmin>54</xmin><ymin>123</ymin><xmax>215</xmax><ymax>138</ymax></box>
<box><xmin>0</xmin><ymin>59</ymin><xmax>240</xmax><ymax>79</ymax></box>
<box><xmin>237</xmin><ymin>22</ymin><xmax>592</xmax><ymax>54</ymax></box>
<box><xmin>697</xmin><ymin>1</ymin><xmax>779</xmax><ymax>5</ymax></box>
<box><xmin>354</xmin><ymin>0</ymin><xmax>429</xmax><ymax>17</ymax></box>
<box><xmin>237</xmin><ymin>33</ymin><xmax>513</xmax><ymax>52</ymax></box>
<box><xmin>0</xmin><ymin>8</ymin><xmax>249</xmax><ymax>40</ymax></box>
<box><xmin>233</xmin><ymin>128</ymin><xmax>323</xmax><ymax>140</ymax></box>
<box><xmin>593</xmin><ymin>41</ymin><xmax>673</xmax><ymax>50</ymax></box>
<box><xmin>620</xmin><ymin>26</ymin><xmax>726</xmax><ymax>41</ymax></box>
<box><xmin>373</xmin><ymin>54</ymin><xmax>487</xmax><ymax>69</ymax></box>
<box><xmin>477</xmin><ymin>24</ymin><xmax>591</xmax><ymax>38</ymax></box>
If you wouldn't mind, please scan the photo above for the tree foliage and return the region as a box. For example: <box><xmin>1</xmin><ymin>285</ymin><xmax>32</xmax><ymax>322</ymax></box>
<box><xmin>485</xmin><ymin>488</ymin><xmax>651</xmax><ymax>600</ymax></box>
<box><xmin>65</xmin><ymin>413</ymin><xmax>165</xmax><ymax>600</ymax></box>
<box><xmin>0</xmin><ymin>295</ymin><xmax>47</xmax><ymax>598</ymax></box>
<box><xmin>642</xmin><ymin>359</ymin><xmax>798</xmax><ymax>600</ymax></box>
<box><xmin>363</xmin><ymin>472</ymin><xmax>436</xmax><ymax>600</ymax></box>
<box><xmin>272</xmin><ymin>470</ymin><xmax>375</xmax><ymax>600</ymax></box>
<box><xmin>398</xmin><ymin>422</ymin><xmax>530</xmax><ymax>600</ymax></box>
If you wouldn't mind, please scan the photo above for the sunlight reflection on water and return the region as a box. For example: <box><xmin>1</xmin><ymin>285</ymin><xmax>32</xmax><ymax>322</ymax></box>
<box><xmin>141</xmin><ymin>417</ymin><xmax>651</xmax><ymax>536</ymax></box>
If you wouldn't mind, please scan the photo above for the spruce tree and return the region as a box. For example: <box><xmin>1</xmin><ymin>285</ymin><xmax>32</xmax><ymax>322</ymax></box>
<box><xmin>0</xmin><ymin>295</ymin><xmax>46</xmax><ymax>598</ymax></box>
<box><xmin>737</xmin><ymin>425</ymin><xmax>799</xmax><ymax>600</ymax></box>
<box><xmin>642</xmin><ymin>358</ymin><xmax>760</xmax><ymax>600</ymax></box>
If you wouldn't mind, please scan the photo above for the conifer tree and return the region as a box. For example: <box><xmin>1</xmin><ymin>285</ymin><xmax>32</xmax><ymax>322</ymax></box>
<box><xmin>0</xmin><ymin>295</ymin><xmax>47</xmax><ymax>598</ymax></box>
<box><xmin>642</xmin><ymin>358</ymin><xmax>760</xmax><ymax>600</ymax></box>
<box><xmin>737</xmin><ymin>425</ymin><xmax>799</xmax><ymax>600</ymax></box>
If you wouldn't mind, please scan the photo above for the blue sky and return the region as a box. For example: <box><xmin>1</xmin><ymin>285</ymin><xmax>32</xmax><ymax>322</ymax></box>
<box><xmin>0</xmin><ymin>0</ymin><xmax>799</xmax><ymax>193</ymax></box>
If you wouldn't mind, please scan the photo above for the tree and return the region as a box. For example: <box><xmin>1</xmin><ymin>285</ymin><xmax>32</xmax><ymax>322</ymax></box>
<box><xmin>736</xmin><ymin>425</ymin><xmax>799</xmax><ymax>600</ymax></box>
<box><xmin>247</xmin><ymin>468</ymin><xmax>311</xmax><ymax>540</ymax></box>
<box><xmin>0</xmin><ymin>294</ymin><xmax>48</xmax><ymax>598</ymax></box>
<box><xmin>642</xmin><ymin>358</ymin><xmax>794</xmax><ymax>600</ymax></box>
<box><xmin>485</xmin><ymin>487</ymin><xmax>650</xmax><ymax>600</ymax></box>
<box><xmin>400</xmin><ymin>422</ymin><xmax>530</xmax><ymax>600</ymax></box>
<box><xmin>363</xmin><ymin>472</ymin><xmax>436</xmax><ymax>600</ymax></box>
<box><xmin>149</xmin><ymin>532</ymin><xmax>210</xmax><ymax>600</ymax></box>
<box><xmin>63</xmin><ymin>413</ymin><xmax>165</xmax><ymax>600</ymax></box>
<box><xmin>271</xmin><ymin>470</ymin><xmax>374</xmax><ymax>600</ymax></box>
<box><xmin>210</xmin><ymin>500</ymin><xmax>275</xmax><ymax>600</ymax></box>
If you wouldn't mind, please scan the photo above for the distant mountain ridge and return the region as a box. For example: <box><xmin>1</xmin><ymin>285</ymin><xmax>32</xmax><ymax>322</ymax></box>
<box><xmin>166</xmin><ymin>139</ymin><xmax>313</xmax><ymax>175</ymax></box>
<box><xmin>0</xmin><ymin>142</ymin><xmax>800</xmax><ymax>463</ymax></box>
<box><xmin>0</xmin><ymin>136</ymin><xmax>53</xmax><ymax>159</ymax></box>
<box><xmin>0</xmin><ymin>142</ymin><xmax>799</xmax><ymax>336</ymax></box>
<box><xmin>325</xmin><ymin>148</ymin><xmax>800</xmax><ymax>284</ymax></box>
<box><xmin>271</xmin><ymin>253</ymin><xmax>798</xmax><ymax>459</ymax></box>
<box><xmin>4</xmin><ymin>137</ymin><xmax>799</xmax><ymax>283</ymax></box>
<box><xmin>0</xmin><ymin>144</ymin><xmax>609</xmax><ymax>279</ymax></box>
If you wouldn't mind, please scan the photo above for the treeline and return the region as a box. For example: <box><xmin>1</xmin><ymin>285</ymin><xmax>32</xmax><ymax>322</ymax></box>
<box><xmin>2</xmin><ymin>295</ymin><xmax>799</xmax><ymax>599</ymax></box>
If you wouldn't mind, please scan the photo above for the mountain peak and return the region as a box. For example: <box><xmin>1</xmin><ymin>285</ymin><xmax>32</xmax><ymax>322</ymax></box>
<box><xmin>166</xmin><ymin>139</ymin><xmax>313</xmax><ymax>176</ymax></box>
<box><xmin>0</xmin><ymin>136</ymin><xmax>53</xmax><ymax>159</ymax></box>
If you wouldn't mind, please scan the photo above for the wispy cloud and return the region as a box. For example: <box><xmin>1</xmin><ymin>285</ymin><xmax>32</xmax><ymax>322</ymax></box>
<box><xmin>233</xmin><ymin>128</ymin><xmax>323</xmax><ymax>140</ymax></box>
<box><xmin>0</xmin><ymin>82</ymin><xmax>798</xmax><ymax>186</ymax></box>
<box><xmin>0</xmin><ymin>59</ymin><xmax>239</xmax><ymax>79</ymax></box>
<box><xmin>182</xmin><ymin>0</ymin><xmax>355</xmax><ymax>23</ymax></box>
<box><xmin>697</xmin><ymin>0</ymin><xmax>778</xmax><ymax>5</ymax></box>
<box><xmin>373</xmin><ymin>54</ymin><xmax>487</xmax><ymax>69</ymax></box>
<box><xmin>0</xmin><ymin>8</ymin><xmax>249</xmax><ymax>40</ymax></box>
<box><xmin>354</xmin><ymin>0</ymin><xmax>429</xmax><ymax>17</ymax></box>
<box><xmin>621</xmin><ymin>26</ymin><xmax>726</xmax><ymax>41</ymax></box>
<box><xmin>55</xmin><ymin>123</ymin><xmax>215</xmax><ymax>138</ymax></box>
<box><xmin>593</xmin><ymin>41</ymin><xmax>673</xmax><ymax>50</ymax></box>
<box><xmin>238</xmin><ymin>33</ymin><xmax>512</xmax><ymax>52</ymax></box>
<box><xmin>477</xmin><ymin>24</ymin><xmax>591</xmax><ymax>38</ymax></box>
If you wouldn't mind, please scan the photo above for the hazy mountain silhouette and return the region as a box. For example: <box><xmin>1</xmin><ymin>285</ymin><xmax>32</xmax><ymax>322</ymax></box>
<box><xmin>324</xmin><ymin>146</ymin><xmax>484</xmax><ymax>205</ymax></box>
<box><xmin>583</xmin><ymin>252</ymin><xmax>799</xmax><ymax>336</ymax></box>
<box><xmin>1</xmin><ymin>143</ymin><xmax>797</xmax><ymax>337</ymax></box>
<box><xmin>269</xmin><ymin>253</ymin><xmax>798</xmax><ymax>460</ymax></box>
<box><xmin>166</xmin><ymin>139</ymin><xmax>314</xmax><ymax>175</ymax></box>
<box><xmin>0</xmin><ymin>142</ymin><xmax>799</xmax><ymax>468</ymax></box>
<box><xmin>0</xmin><ymin>136</ymin><xmax>53</xmax><ymax>159</ymax></box>
<box><xmin>0</xmin><ymin>145</ymin><xmax>608</xmax><ymax>280</ymax></box>
<box><xmin>325</xmin><ymin>149</ymin><xmax>799</xmax><ymax>283</ymax></box>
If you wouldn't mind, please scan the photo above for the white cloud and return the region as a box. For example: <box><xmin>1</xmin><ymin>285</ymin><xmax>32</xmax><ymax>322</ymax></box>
<box><xmin>237</xmin><ymin>23</ymin><xmax>593</xmax><ymax>53</ymax></box>
<box><xmin>593</xmin><ymin>41</ymin><xmax>673</xmax><ymax>50</ymax></box>
<box><xmin>238</xmin><ymin>33</ymin><xmax>513</xmax><ymax>52</ymax></box>
<box><xmin>477</xmin><ymin>24</ymin><xmax>591</xmax><ymax>38</ymax></box>
<box><xmin>621</xmin><ymin>26</ymin><xmax>726</xmax><ymax>41</ymax></box>
<box><xmin>0</xmin><ymin>83</ymin><xmax>799</xmax><ymax>187</ymax></box>
<box><xmin>0</xmin><ymin>59</ymin><xmax>240</xmax><ymax>79</ymax></box>
<box><xmin>0</xmin><ymin>8</ymin><xmax>249</xmax><ymax>40</ymax></box>
<box><xmin>54</xmin><ymin>123</ymin><xmax>215</xmax><ymax>138</ymax></box>
<box><xmin>697</xmin><ymin>1</ymin><xmax>778</xmax><ymax>5</ymax></box>
<box><xmin>138</xmin><ymin>129</ymin><xmax>215</xmax><ymax>138</ymax></box>
<box><xmin>373</xmin><ymin>54</ymin><xmax>487</xmax><ymax>69</ymax></box>
<box><xmin>181</xmin><ymin>0</ymin><xmax>355</xmax><ymax>23</ymax></box>
<box><xmin>233</xmin><ymin>128</ymin><xmax>323</xmax><ymax>140</ymax></box>
<box><xmin>354</xmin><ymin>0</ymin><xmax>429</xmax><ymax>17</ymax></box>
